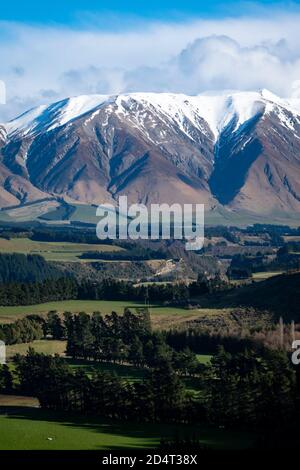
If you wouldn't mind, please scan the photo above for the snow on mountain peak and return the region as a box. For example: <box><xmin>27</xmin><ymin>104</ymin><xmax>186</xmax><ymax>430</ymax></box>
<box><xmin>5</xmin><ymin>94</ymin><xmax>108</xmax><ymax>138</ymax></box>
<box><xmin>4</xmin><ymin>89</ymin><xmax>300</xmax><ymax>142</ymax></box>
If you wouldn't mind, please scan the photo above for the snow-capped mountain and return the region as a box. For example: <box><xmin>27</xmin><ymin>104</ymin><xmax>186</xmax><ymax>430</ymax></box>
<box><xmin>1</xmin><ymin>89</ymin><xmax>300</xmax><ymax>220</ymax></box>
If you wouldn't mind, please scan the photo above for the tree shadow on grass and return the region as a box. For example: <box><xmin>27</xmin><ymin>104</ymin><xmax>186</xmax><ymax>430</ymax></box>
<box><xmin>0</xmin><ymin>405</ymin><xmax>255</xmax><ymax>450</ymax></box>
<box><xmin>0</xmin><ymin>405</ymin><xmax>203</xmax><ymax>450</ymax></box>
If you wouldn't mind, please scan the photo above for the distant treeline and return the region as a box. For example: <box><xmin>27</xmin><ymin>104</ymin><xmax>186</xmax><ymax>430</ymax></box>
<box><xmin>30</xmin><ymin>228</ymin><xmax>105</xmax><ymax>244</ymax></box>
<box><xmin>0</xmin><ymin>278</ymin><xmax>77</xmax><ymax>306</ymax></box>
<box><xmin>1</xmin><ymin>222</ymin><xmax>300</xmax><ymax>244</ymax></box>
<box><xmin>80</xmin><ymin>246</ymin><xmax>167</xmax><ymax>261</ymax></box>
<box><xmin>0</xmin><ymin>226</ymin><xmax>103</xmax><ymax>244</ymax></box>
<box><xmin>247</xmin><ymin>224</ymin><xmax>300</xmax><ymax>235</ymax></box>
<box><xmin>227</xmin><ymin>248</ymin><xmax>300</xmax><ymax>279</ymax></box>
<box><xmin>0</xmin><ymin>275</ymin><xmax>224</xmax><ymax>307</ymax></box>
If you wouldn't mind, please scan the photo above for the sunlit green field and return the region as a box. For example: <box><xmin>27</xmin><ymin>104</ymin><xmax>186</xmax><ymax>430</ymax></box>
<box><xmin>196</xmin><ymin>354</ymin><xmax>212</xmax><ymax>364</ymax></box>
<box><xmin>0</xmin><ymin>405</ymin><xmax>254</xmax><ymax>450</ymax></box>
<box><xmin>0</xmin><ymin>237</ymin><xmax>122</xmax><ymax>262</ymax></box>
<box><xmin>0</xmin><ymin>299</ymin><xmax>196</xmax><ymax>323</ymax></box>
<box><xmin>252</xmin><ymin>271</ymin><xmax>283</xmax><ymax>280</ymax></box>
<box><xmin>6</xmin><ymin>340</ymin><xmax>67</xmax><ymax>360</ymax></box>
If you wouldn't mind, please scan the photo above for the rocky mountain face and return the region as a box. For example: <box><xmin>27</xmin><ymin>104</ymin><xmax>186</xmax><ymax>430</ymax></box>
<box><xmin>1</xmin><ymin>90</ymin><xmax>300</xmax><ymax>219</ymax></box>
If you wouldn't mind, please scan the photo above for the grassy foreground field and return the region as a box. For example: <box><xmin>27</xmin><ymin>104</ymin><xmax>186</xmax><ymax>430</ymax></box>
<box><xmin>0</xmin><ymin>402</ymin><xmax>254</xmax><ymax>450</ymax></box>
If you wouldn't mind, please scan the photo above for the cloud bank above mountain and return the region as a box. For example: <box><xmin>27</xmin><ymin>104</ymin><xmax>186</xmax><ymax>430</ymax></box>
<box><xmin>2</xmin><ymin>9</ymin><xmax>300</xmax><ymax>120</ymax></box>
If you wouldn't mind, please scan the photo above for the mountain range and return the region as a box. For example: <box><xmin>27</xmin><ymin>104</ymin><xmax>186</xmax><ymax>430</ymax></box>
<box><xmin>1</xmin><ymin>89</ymin><xmax>300</xmax><ymax>224</ymax></box>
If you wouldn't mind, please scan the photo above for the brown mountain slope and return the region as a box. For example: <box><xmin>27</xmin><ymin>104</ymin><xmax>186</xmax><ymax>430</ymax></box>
<box><xmin>0</xmin><ymin>91</ymin><xmax>300</xmax><ymax>222</ymax></box>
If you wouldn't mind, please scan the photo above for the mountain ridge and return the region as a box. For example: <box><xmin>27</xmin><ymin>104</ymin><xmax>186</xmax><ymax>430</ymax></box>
<box><xmin>1</xmin><ymin>89</ymin><xmax>300</xmax><ymax>223</ymax></box>
<box><xmin>5</xmin><ymin>89</ymin><xmax>299</xmax><ymax>140</ymax></box>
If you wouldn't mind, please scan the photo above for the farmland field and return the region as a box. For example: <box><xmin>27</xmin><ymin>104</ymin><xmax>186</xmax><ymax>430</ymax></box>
<box><xmin>0</xmin><ymin>299</ymin><xmax>201</xmax><ymax>323</ymax></box>
<box><xmin>252</xmin><ymin>271</ymin><xmax>283</xmax><ymax>280</ymax></box>
<box><xmin>0</xmin><ymin>401</ymin><xmax>254</xmax><ymax>450</ymax></box>
<box><xmin>283</xmin><ymin>236</ymin><xmax>300</xmax><ymax>242</ymax></box>
<box><xmin>0</xmin><ymin>201</ymin><xmax>61</xmax><ymax>222</ymax></box>
<box><xmin>0</xmin><ymin>237</ymin><xmax>122</xmax><ymax>262</ymax></box>
<box><xmin>6</xmin><ymin>340</ymin><xmax>67</xmax><ymax>360</ymax></box>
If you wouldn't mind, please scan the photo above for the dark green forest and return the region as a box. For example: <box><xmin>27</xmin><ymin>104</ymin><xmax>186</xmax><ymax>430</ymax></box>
<box><xmin>0</xmin><ymin>253</ymin><xmax>61</xmax><ymax>283</ymax></box>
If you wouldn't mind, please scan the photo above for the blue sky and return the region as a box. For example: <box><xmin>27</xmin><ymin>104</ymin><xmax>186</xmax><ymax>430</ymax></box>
<box><xmin>1</xmin><ymin>1</ymin><xmax>299</xmax><ymax>24</ymax></box>
<box><xmin>2</xmin><ymin>1</ymin><xmax>300</xmax><ymax>120</ymax></box>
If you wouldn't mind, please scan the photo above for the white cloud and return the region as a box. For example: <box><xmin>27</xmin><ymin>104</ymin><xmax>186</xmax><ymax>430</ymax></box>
<box><xmin>127</xmin><ymin>35</ymin><xmax>300</xmax><ymax>97</ymax></box>
<box><xmin>2</xmin><ymin>11</ymin><xmax>300</xmax><ymax>120</ymax></box>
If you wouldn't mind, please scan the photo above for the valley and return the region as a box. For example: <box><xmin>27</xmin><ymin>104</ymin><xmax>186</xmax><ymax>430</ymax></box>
<box><xmin>1</xmin><ymin>129</ymin><xmax>300</xmax><ymax>451</ymax></box>
<box><xmin>0</xmin><ymin>221</ymin><xmax>299</xmax><ymax>451</ymax></box>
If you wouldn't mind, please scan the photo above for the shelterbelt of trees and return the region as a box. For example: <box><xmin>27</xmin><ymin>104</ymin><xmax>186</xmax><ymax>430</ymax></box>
<box><xmin>0</xmin><ymin>309</ymin><xmax>269</xmax><ymax>357</ymax></box>
<box><xmin>0</xmin><ymin>273</ymin><xmax>225</xmax><ymax>306</ymax></box>
<box><xmin>0</xmin><ymin>309</ymin><xmax>213</xmax><ymax>369</ymax></box>
<box><xmin>63</xmin><ymin>309</ymin><xmax>201</xmax><ymax>370</ymax></box>
<box><xmin>0</xmin><ymin>346</ymin><xmax>297</xmax><ymax>431</ymax></box>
